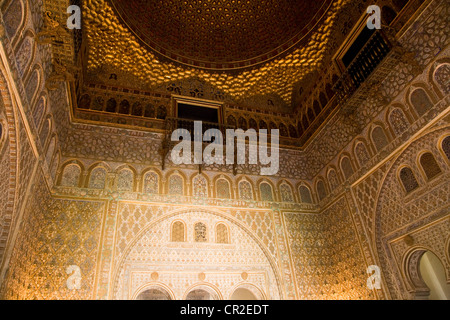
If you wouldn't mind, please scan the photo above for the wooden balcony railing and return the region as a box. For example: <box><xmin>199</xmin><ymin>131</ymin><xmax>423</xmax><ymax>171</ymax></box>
<box><xmin>164</xmin><ymin>117</ymin><xmax>236</xmax><ymax>143</ymax></box>
<box><xmin>333</xmin><ymin>29</ymin><xmax>393</xmax><ymax>105</ymax></box>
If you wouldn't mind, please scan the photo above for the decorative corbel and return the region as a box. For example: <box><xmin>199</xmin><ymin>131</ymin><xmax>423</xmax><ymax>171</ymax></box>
<box><xmin>35</xmin><ymin>11</ymin><xmax>70</xmax><ymax>45</ymax></box>
<box><xmin>45</xmin><ymin>58</ymin><xmax>80</xmax><ymax>91</ymax></box>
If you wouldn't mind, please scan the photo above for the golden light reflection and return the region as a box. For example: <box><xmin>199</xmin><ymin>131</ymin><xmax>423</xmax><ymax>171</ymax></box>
<box><xmin>85</xmin><ymin>0</ymin><xmax>351</xmax><ymax>105</ymax></box>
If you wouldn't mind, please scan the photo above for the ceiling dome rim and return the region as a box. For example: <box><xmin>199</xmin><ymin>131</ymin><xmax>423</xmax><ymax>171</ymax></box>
<box><xmin>109</xmin><ymin>0</ymin><xmax>334</xmax><ymax>71</ymax></box>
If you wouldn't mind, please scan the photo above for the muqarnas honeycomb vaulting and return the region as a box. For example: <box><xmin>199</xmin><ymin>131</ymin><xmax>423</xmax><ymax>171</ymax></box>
<box><xmin>0</xmin><ymin>0</ymin><xmax>449</xmax><ymax>300</ymax></box>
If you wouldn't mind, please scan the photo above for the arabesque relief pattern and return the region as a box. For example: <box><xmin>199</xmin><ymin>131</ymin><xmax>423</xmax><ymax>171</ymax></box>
<box><xmin>285</xmin><ymin>197</ymin><xmax>375</xmax><ymax>300</ymax></box>
<box><xmin>112</xmin><ymin>209</ymin><xmax>282</xmax><ymax>300</ymax></box>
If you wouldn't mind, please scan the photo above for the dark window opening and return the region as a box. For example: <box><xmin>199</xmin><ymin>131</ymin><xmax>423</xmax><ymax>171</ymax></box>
<box><xmin>119</xmin><ymin>100</ymin><xmax>130</xmax><ymax>114</ymax></box>
<box><xmin>335</xmin><ymin>27</ymin><xmax>391</xmax><ymax>98</ymax></box>
<box><xmin>342</xmin><ymin>27</ymin><xmax>375</xmax><ymax>67</ymax></box>
<box><xmin>177</xmin><ymin>103</ymin><xmax>219</xmax><ymax>123</ymax></box>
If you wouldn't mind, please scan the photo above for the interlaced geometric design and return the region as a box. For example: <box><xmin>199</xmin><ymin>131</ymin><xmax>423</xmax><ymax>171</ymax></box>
<box><xmin>216</xmin><ymin>223</ymin><xmax>228</xmax><ymax>244</ymax></box>
<box><xmin>117</xmin><ymin>169</ymin><xmax>134</xmax><ymax>191</ymax></box>
<box><xmin>171</xmin><ymin>221</ymin><xmax>185</xmax><ymax>242</ymax></box>
<box><xmin>194</xmin><ymin>222</ymin><xmax>207</xmax><ymax>242</ymax></box>
<box><xmin>168</xmin><ymin>175</ymin><xmax>183</xmax><ymax>195</ymax></box>
<box><xmin>280</xmin><ymin>184</ymin><xmax>294</xmax><ymax>203</ymax></box>
<box><xmin>399</xmin><ymin>167</ymin><xmax>419</xmax><ymax>193</ymax></box>
<box><xmin>89</xmin><ymin>167</ymin><xmax>106</xmax><ymax>189</ymax></box>
<box><xmin>193</xmin><ymin>175</ymin><xmax>208</xmax><ymax>198</ymax></box>
<box><xmin>143</xmin><ymin>172</ymin><xmax>159</xmax><ymax>194</ymax></box>
<box><xmin>299</xmin><ymin>185</ymin><xmax>313</xmax><ymax>204</ymax></box>
<box><xmin>61</xmin><ymin>164</ymin><xmax>81</xmax><ymax>187</ymax></box>
<box><xmin>216</xmin><ymin>179</ymin><xmax>231</xmax><ymax>199</ymax></box>
<box><xmin>238</xmin><ymin>180</ymin><xmax>253</xmax><ymax>200</ymax></box>
<box><xmin>260</xmin><ymin>183</ymin><xmax>274</xmax><ymax>201</ymax></box>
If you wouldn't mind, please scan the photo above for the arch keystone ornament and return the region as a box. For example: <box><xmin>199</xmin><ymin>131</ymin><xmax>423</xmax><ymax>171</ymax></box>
<box><xmin>404</xmin><ymin>235</ymin><xmax>415</xmax><ymax>247</ymax></box>
<box><xmin>151</xmin><ymin>272</ymin><xmax>159</xmax><ymax>281</ymax></box>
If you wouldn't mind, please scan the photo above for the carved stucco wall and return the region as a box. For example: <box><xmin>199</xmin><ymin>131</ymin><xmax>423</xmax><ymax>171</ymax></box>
<box><xmin>93</xmin><ymin>202</ymin><xmax>297</xmax><ymax>300</ymax></box>
<box><xmin>304</xmin><ymin>0</ymin><xmax>449</xmax><ymax>179</ymax></box>
<box><xmin>0</xmin><ymin>49</ymin><xmax>41</xmax><ymax>273</ymax></box>
<box><xmin>0</xmin><ymin>0</ymin><xmax>64</xmax><ymax>294</ymax></box>
<box><xmin>0</xmin><ymin>0</ymin><xmax>448</xmax><ymax>300</ymax></box>
<box><xmin>1</xmin><ymin>171</ymin><xmax>105</xmax><ymax>300</ymax></box>
<box><xmin>373</xmin><ymin>126</ymin><xmax>450</xmax><ymax>299</ymax></box>
<box><xmin>284</xmin><ymin>196</ymin><xmax>375</xmax><ymax>300</ymax></box>
<box><xmin>0</xmin><ymin>75</ymin><xmax>15</xmax><ymax>261</ymax></box>
<box><xmin>111</xmin><ymin>208</ymin><xmax>282</xmax><ymax>300</ymax></box>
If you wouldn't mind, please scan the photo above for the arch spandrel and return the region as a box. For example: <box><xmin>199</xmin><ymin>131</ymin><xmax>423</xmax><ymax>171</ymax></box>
<box><xmin>373</xmin><ymin>126</ymin><xmax>450</xmax><ymax>299</ymax></box>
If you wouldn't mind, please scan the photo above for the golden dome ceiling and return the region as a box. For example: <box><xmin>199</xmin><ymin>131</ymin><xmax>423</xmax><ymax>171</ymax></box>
<box><xmin>84</xmin><ymin>0</ymin><xmax>361</xmax><ymax>109</ymax></box>
<box><xmin>110</xmin><ymin>0</ymin><xmax>331</xmax><ymax>70</ymax></box>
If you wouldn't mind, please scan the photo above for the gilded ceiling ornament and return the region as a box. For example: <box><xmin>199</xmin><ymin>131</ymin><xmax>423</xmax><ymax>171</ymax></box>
<box><xmin>110</xmin><ymin>0</ymin><xmax>331</xmax><ymax>70</ymax></box>
<box><xmin>83</xmin><ymin>0</ymin><xmax>355</xmax><ymax>106</ymax></box>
